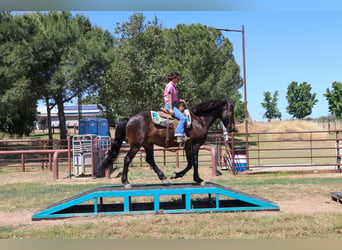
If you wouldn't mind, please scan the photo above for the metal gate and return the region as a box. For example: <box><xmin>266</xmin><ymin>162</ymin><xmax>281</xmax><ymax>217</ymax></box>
<box><xmin>72</xmin><ymin>135</ymin><xmax>110</xmax><ymax>176</ymax></box>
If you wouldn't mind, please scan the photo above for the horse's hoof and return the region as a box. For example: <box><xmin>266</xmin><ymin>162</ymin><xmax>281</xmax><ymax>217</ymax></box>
<box><xmin>124</xmin><ymin>183</ymin><xmax>132</xmax><ymax>189</ymax></box>
<box><xmin>95</xmin><ymin>172</ymin><xmax>105</xmax><ymax>178</ymax></box>
<box><xmin>170</xmin><ymin>172</ymin><xmax>177</xmax><ymax>179</ymax></box>
<box><xmin>162</xmin><ymin>179</ymin><xmax>170</xmax><ymax>185</ymax></box>
<box><xmin>200</xmin><ymin>181</ymin><xmax>206</xmax><ymax>186</ymax></box>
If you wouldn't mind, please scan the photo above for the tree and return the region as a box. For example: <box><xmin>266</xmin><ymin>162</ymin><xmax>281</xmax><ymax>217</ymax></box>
<box><xmin>261</xmin><ymin>90</ymin><xmax>281</xmax><ymax>121</ymax></box>
<box><xmin>101</xmin><ymin>13</ymin><xmax>166</xmax><ymax>118</ymax></box>
<box><xmin>286</xmin><ymin>81</ymin><xmax>318</xmax><ymax>119</ymax></box>
<box><xmin>0</xmin><ymin>11</ymin><xmax>115</xmax><ymax>139</ymax></box>
<box><xmin>0</xmin><ymin>12</ymin><xmax>115</xmax><ymax>139</ymax></box>
<box><xmin>0</xmin><ymin>12</ymin><xmax>37</xmax><ymax>136</ymax></box>
<box><xmin>324</xmin><ymin>81</ymin><xmax>342</xmax><ymax>119</ymax></box>
<box><xmin>30</xmin><ymin>12</ymin><xmax>115</xmax><ymax>141</ymax></box>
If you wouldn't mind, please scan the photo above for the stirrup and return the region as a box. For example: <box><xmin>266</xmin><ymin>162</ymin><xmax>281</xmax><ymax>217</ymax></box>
<box><xmin>176</xmin><ymin>136</ymin><xmax>187</xmax><ymax>144</ymax></box>
<box><xmin>176</xmin><ymin>137</ymin><xmax>183</xmax><ymax>144</ymax></box>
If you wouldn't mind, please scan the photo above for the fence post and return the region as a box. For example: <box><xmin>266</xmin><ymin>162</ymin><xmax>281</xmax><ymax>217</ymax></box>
<box><xmin>231</xmin><ymin>132</ymin><xmax>235</xmax><ymax>171</ymax></box>
<box><xmin>52</xmin><ymin>151</ymin><xmax>59</xmax><ymax>180</ymax></box>
<box><xmin>67</xmin><ymin>136</ymin><xmax>71</xmax><ymax>178</ymax></box>
<box><xmin>216</xmin><ymin>135</ymin><xmax>222</xmax><ymax>167</ymax></box>
<box><xmin>336</xmin><ymin>131</ymin><xmax>341</xmax><ymax>171</ymax></box>
<box><xmin>21</xmin><ymin>154</ymin><xmax>25</xmax><ymax>172</ymax></box>
<box><xmin>176</xmin><ymin>150</ymin><xmax>179</xmax><ymax>168</ymax></box>
<box><xmin>91</xmin><ymin>136</ymin><xmax>95</xmax><ymax>177</ymax></box>
<box><xmin>310</xmin><ymin>132</ymin><xmax>313</xmax><ymax>165</ymax></box>
<box><xmin>163</xmin><ymin>148</ymin><xmax>166</xmax><ymax>167</ymax></box>
<box><xmin>48</xmin><ymin>153</ymin><xmax>52</xmax><ymax>171</ymax></box>
<box><xmin>257</xmin><ymin>133</ymin><xmax>260</xmax><ymax>166</ymax></box>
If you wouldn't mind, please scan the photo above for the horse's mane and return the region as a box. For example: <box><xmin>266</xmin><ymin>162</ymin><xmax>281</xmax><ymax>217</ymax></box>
<box><xmin>191</xmin><ymin>100</ymin><xmax>228</xmax><ymax>116</ymax></box>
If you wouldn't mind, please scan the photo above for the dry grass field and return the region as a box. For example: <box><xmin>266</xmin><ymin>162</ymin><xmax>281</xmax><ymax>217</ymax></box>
<box><xmin>240</xmin><ymin>119</ymin><xmax>342</xmax><ymax>133</ymax></box>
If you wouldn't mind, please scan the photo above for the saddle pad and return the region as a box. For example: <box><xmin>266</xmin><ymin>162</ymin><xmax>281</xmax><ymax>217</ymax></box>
<box><xmin>151</xmin><ymin>110</ymin><xmax>191</xmax><ymax>128</ymax></box>
<box><xmin>184</xmin><ymin>109</ymin><xmax>191</xmax><ymax>128</ymax></box>
<box><xmin>151</xmin><ymin>111</ymin><xmax>174</xmax><ymax>125</ymax></box>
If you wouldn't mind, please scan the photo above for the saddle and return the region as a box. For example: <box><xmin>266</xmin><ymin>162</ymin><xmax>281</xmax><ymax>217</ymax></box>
<box><xmin>151</xmin><ymin>108</ymin><xmax>191</xmax><ymax>129</ymax></box>
<box><xmin>151</xmin><ymin>108</ymin><xmax>191</xmax><ymax>147</ymax></box>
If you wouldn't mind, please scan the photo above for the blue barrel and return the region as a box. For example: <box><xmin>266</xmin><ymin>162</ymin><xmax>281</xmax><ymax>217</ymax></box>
<box><xmin>234</xmin><ymin>154</ymin><xmax>247</xmax><ymax>172</ymax></box>
<box><xmin>97</xmin><ymin>118</ymin><xmax>109</xmax><ymax>136</ymax></box>
<box><xmin>87</xmin><ymin>118</ymin><xmax>98</xmax><ymax>135</ymax></box>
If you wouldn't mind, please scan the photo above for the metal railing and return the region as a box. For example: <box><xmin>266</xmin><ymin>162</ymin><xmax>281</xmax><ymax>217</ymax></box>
<box><xmin>1</xmin><ymin>129</ymin><xmax>341</xmax><ymax>180</ymax></box>
<box><xmin>215</xmin><ymin>130</ymin><xmax>342</xmax><ymax>173</ymax></box>
<box><xmin>0</xmin><ymin>137</ymin><xmax>219</xmax><ymax>179</ymax></box>
<box><xmin>0</xmin><ymin>138</ymin><xmax>71</xmax><ymax>172</ymax></box>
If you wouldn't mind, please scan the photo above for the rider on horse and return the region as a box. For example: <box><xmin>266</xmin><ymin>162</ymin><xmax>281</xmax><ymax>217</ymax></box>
<box><xmin>163</xmin><ymin>72</ymin><xmax>187</xmax><ymax>143</ymax></box>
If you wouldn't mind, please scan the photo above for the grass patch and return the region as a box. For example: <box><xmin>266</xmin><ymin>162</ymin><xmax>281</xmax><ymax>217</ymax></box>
<box><xmin>0</xmin><ymin>225</ymin><xmax>16</xmax><ymax>235</ymax></box>
<box><xmin>216</xmin><ymin>173</ymin><xmax>342</xmax><ymax>186</ymax></box>
<box><xmin>1</xmin><ymin>213</ymin><xmax>342</xmax><ymax>239</ymax></box>
<box><xmin>0</xmin><ymin>183</ymin><xmax>99</xmax><ymax>211</ymax></box>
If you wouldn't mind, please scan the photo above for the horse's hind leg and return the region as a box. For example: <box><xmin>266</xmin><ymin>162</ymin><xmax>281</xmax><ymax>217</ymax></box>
<box><xmin>121</xmin><ymin>147</ymin><xmax>140</xmax><ymax>188</ymax></box>
<box><xmin>145</xmin><ymin>146</ymin><xmax>169</xmax><ymax>184</ymax></box>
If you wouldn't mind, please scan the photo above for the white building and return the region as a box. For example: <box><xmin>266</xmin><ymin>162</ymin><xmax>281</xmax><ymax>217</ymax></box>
<box><xmin>36</xmin><ymin>104</ymin><xmax>106</xmax><ymax>129</ymax></box>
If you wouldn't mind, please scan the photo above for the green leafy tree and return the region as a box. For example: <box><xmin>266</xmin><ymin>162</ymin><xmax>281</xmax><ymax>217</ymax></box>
<box><xmin>0</xmin><ymin>12</ymin><xmax>115</xmax><ymax>139</ymax></box>
<box><xmin>261</xmin><ymin>91</ymin><xmax>281</xmax><ymax>121</ymax></box>
<box><xmin>102</xmin><ymin>13</ymin><xmax>166</xmax><ymax>118</ymax></box>
<box><xmin>324</xmin><ymin>81</ymin><xmax>342</xmax><ymax>119</ymax></box>
<box><xmin>0</xmin><ymin>12</ymin><xmax>37</xmax><ymax>135</ymax></box>
<box><xmin>30</xmin><ymin>12</ymin><xmax>115</xmax><ymax>141</ymax></box>
<box><xmin>286</xmin><ymin>81</ymin><xmax>318</xmax><ymax>119</ymax></box>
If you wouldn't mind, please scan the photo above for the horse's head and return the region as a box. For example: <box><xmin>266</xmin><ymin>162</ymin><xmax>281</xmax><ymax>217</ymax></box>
<box><xmin>222</xmin><ymin>101</ymin><xmax>237</xmax><ymax>133</ymax></box>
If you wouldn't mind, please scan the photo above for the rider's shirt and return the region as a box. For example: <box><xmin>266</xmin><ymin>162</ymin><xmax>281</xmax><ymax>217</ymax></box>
<box><xmin>163</xmin><ymin>81</ymin><xmax>179</xmax><ymax>106</ymax></box>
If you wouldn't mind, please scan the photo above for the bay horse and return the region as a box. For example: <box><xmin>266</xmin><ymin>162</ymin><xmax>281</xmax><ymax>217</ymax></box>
<box><xmin>97</xmin><ymin>100</ymin><xmax>236</xmax><ymax>188</ymax></box>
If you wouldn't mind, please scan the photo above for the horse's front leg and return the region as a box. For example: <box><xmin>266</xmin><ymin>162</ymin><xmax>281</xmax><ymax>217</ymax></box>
<box><xmin>170</xmin><ymin>154</ymin><xmax>192</xmax><ymax>180</ymax></box>
<box><xmin>171</xmin><ymin>145</ymin><xmax>200</xmax><ymax>183</ymax></box>
<box><xmin>192</xmin><ymin>150</ymin><xmax>205</xmax><ymax>185</ymax></box>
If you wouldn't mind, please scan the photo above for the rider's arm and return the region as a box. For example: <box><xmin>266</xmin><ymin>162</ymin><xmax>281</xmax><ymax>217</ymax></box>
<box><xmin>168</xmin><ymin>93</ymin><xmax>174</xmax><ymax>115</ymax></box>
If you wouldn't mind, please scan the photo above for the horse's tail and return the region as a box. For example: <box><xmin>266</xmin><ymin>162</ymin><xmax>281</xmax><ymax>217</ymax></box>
<box><xmin>96</xmin><ymin>118</ymin><xmax>129</xmax><ymax>178</ymax></box>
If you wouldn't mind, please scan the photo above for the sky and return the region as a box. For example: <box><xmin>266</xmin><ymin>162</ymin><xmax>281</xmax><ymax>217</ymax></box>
<box><xmin>5</xmin><ymin>1</ymin><xmax>342</xmax><ymax>121</ymax></box>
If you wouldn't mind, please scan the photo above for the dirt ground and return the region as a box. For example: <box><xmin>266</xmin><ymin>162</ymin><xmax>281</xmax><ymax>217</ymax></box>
<box><xmin>0</xmin><ymin>168</ymin><xmax>341</xmax><ymax>228</ymax></box>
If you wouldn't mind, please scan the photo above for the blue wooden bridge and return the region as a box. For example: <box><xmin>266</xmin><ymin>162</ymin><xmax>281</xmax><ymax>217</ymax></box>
<box><xmin>32</xmin><ymin>182</ymin><xmax>279</xmax><ymax>220</ymax></box>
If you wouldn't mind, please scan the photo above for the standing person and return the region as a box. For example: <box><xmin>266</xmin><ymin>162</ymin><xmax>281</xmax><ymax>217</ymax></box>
<box><xmin>163</xmin><ymin>71</ymin><xmax>187</xmax><ymax>143</ymax></box>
